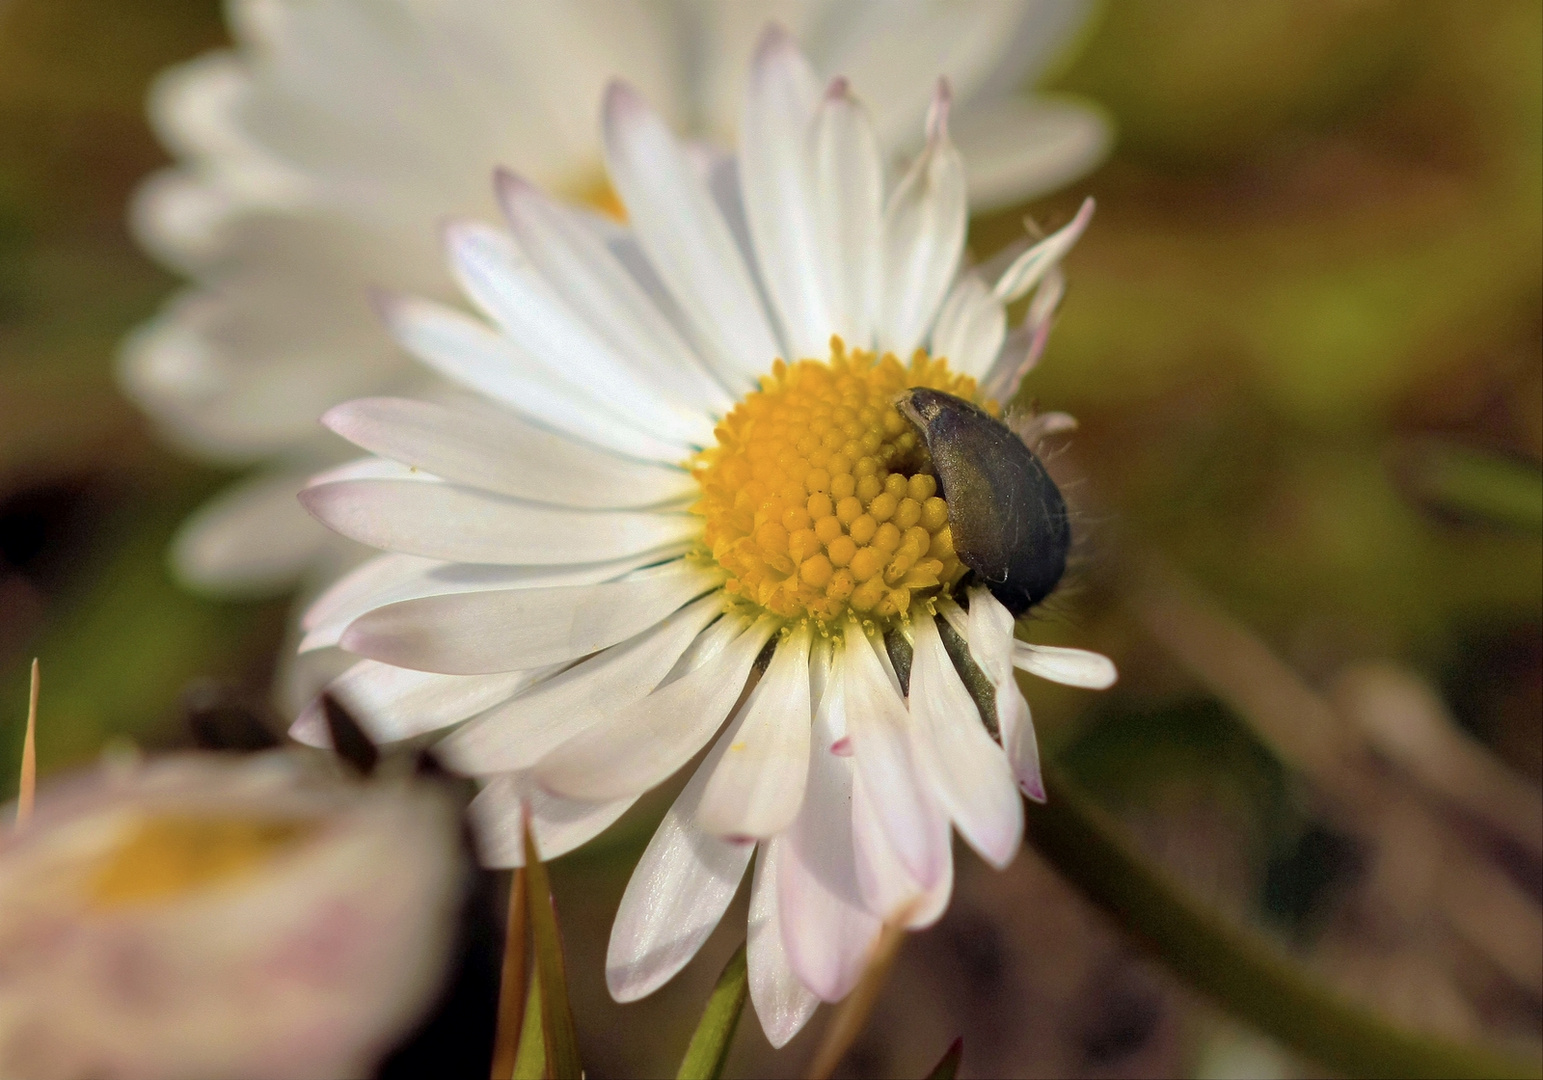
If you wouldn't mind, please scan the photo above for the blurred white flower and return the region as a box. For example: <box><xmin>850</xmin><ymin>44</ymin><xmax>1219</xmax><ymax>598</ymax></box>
<box><xmin>0</xmin><ymin>752</ymin><xmax>468</xmax><ymax>1080</ymax></box>
<box><xmin>290</xmin><ymin>28</ymin><xmax>1114</xmax><ymax>1046</ymax></box>
<box><xmin>119</xmin><ymin>0</ymin><xmax>1109</xmax><ymax>620</ymax></box>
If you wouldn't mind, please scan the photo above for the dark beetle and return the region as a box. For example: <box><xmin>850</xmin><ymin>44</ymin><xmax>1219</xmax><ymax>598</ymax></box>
<box><xmin>897</xmin><ymin>388</ymin><xmax>1069</xmax><ymax>615</ymax></box>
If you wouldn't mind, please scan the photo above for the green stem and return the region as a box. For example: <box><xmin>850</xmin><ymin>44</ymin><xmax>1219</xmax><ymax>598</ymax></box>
<box><xmin>676</xmin><ymin>942</ymin><xmax>749</xmax><ymax>1080</ymax></box>
<box><xmin>1026</xmin><ymin>766</ymin><xmax>1542</xmax><ymax>1080</ymax></box>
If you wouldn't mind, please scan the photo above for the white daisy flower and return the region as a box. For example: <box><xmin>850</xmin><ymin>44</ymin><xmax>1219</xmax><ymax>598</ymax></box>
<box><xmin>119</xmin><ymin>0</ymin><xmax>1110</xmax><ymax>618</ymax></box>
<box><xmin>293</xmin><ymin>28</ymin><xmax>1116</xmax><ymax>1047</ymax></box>
<box><xmin>0</xmin><ymin>752</ymin><xmax>470</xmax><ymax>1079</ymax></box>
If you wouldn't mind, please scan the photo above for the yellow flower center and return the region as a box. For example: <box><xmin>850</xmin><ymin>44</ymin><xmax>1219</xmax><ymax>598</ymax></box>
<box><xmin>88</xmin><ymin>813</ymin><xmax>317</xmax><ymax>909</ymax></box>
<box><xmin>693</xmin><ymin>339</ymin><xmax>992</xmax><ymax>627</ymax></box>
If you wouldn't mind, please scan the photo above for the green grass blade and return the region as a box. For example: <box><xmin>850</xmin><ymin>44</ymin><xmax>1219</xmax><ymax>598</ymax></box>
<box><xmin>522</xmin><ymin>821</ymin><xmax>582</xmax><ymax>1080</ymax></box>
<box><xmin>676</xmin><ymin>942</ymin><xmax>749</xmax><ymax>1080</ymax></box>
<box><xmin>1026</xmin><ymin>765</ymin><xmax>1542</xmax><ymax>1080</ymax></box>
<box><xmin>511</xmin><ymin>974</ymin><xmax>544</xmax><ymax>1080</ymax></box>
<box><xmin>1396</xmin><ymin>439</ymin><xmax>1543</xmax><ymax>533</ymax></box>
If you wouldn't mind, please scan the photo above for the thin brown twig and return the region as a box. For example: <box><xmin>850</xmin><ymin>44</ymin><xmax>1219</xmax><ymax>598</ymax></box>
<box><xmin>489</xmin><ymin>867</ymin><xmax>529</xmax><ymax>1080</ymax></box>
<box><xmin>805</xmin><ymin>921</ymin><xmax>906</xmax><ymax>1080</ymax></box>
<box><xmin>15</xmin><ymin>659</ymin><xmax>38</xmax><ymax>829</ymax></box>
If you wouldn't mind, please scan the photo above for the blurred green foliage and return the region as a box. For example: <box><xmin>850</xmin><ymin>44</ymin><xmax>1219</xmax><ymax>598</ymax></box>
<box><xmin>0</xmin><ymin>0</ymin><xmax>286</xmax><ymax>794</ymax></box>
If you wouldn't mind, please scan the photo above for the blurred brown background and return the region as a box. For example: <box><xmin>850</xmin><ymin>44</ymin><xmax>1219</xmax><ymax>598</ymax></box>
<box><xmin>1</xmin><ymin>1</ymin><xmax>1538</xmax><ymax>1076</ymax></box>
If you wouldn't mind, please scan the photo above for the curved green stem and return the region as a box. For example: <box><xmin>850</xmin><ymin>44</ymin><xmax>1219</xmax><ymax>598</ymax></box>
<box><xmin>1026</xmin><ymin>766</ymin><xmax>1542</xmax><ymax>1080</ymax></box>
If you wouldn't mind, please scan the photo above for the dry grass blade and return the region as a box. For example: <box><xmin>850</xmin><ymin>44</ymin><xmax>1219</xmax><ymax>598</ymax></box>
<box><xmin>15</xmin><ymin>659</ymin><xmax>38</xmax><ymax>828</ymax></box>
<box><xmin>490</xmin><ymin>868</ymin><xmax>529</xmax><ymax>1080</ymax></box>
<box><xmin>805</xmin><ymin>922</ymin><xmax>906</xmax><ymax>1080</ymax></box>
<box><xmin>522</xmin><ymin>817</ymin><xmax>581</xmax><ymax>1080</ymax></box>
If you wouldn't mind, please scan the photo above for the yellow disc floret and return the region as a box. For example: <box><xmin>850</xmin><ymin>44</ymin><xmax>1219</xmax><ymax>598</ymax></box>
<box><xmin>693</xmin><ymin>338</ymin><xmax>994</xmax><ymax>626</ymax></box>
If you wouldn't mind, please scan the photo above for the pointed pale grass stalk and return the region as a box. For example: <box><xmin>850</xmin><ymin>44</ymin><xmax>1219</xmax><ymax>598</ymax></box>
<box><xmin>804</xmin><ymin>920</ymin><xmax>907</xmax><ymax>1080</ymax></box>
<box><xmin>489</xmin><ymin>868</ymin><xmax>528</xmax><ymax>1080</ymax></box>
<box><xmin>14</xmin><ymin>659</ymin><xmax>37</xmax><ymax>828</ymax></box>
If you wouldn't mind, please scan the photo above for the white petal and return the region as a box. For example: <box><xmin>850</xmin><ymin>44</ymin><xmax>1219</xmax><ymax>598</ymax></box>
<box><xmin>341</xmin><ymin>560</ymin><xmax>721</xmax><ymax>675</ymax></box>
<box><xmin>879</xmin><ymin>84</ymin><xmax>966</xmax><ymax>358</ymax></box>
<box><xmin>777</xmin><ymin>659</ymin><xmax>881</xmax><ymax>1002</ymax></box>
<box><xmin>851</xmin><ymin>770</ymin><xmax>954</xmax><ymax>929</ymax></box>
<box><xmin>445</xmin><ymin>221</ymin><xmax>712</xmax><ymax>447</ymax></box>
<box><xmin>437</xmin><ymin>594</ymin><xmax>724</xmax><ymax>774</ymax></box>
<box><xmin>910</xmin><ymin>614</ymin><xmax>1023</xmax><ymax>868</ymax></box>
<box><xmin>738</xmin><ymin>26</ymin><xmax>828</xmax><ymax>361</ymax></box>
<box><xmin>840</xmin><ymin>619</ymin><xmax>947</xmax><ymax>890</ymax></box>
<box><xmin>534</xmin><ymin>616</ymin><xmax>779</xmax><ymax>802</ymax></box>
<box><xmin>300</xmin><ymin>550</ymin><xmax>680</xmax><ymax>654</ymax></box>
<box><xmin>379</xmin><ymin>293</ymin><xmax>685</xmax><ymax>463</ymax></box>
<box><xmin>300</xmin><ymin>477</ymin><xmax>697</xmax><ymax>565</ymax></box>
<box><xmin>323</xmin><ymin>397</ymin><xmax>697</xmax><ymax>510</ymax></box>
<box><xmin>992</xmin><ymin>197</ymin><xmax>1095</xmax><ymax>304</ymax></box>
<box><xmin>170</xmin><ymin>468</ymin><xmax>329</xmax><ymax>595</ymax></box>
<box><xmin>747</xmin><ymin>840</ymin><xmax>820</xmax><ymax>1048</ymax></box>
<box><xmin>496</xmin><ymin>171</ymin><xmax>733</xmax><ymax>416</ymax></box>
<box><xmin>953</xmin><ymin>96</ymin><xmax>1112</xmax><ymax>211</ymax></box>
<box><xmin>930</xmin><ymin>272</ymin><xmax>1006</xmax><ymax>380</ymax></box>
<box><xmin>810</xmin><ymin>78</ymin><xmax>884</xmax><ymax>351</ymax></box>
<box><xmin>303</xmin><ymin>552</ymin><xmax>438</xmax><ymax>634</ymax></box>
<box><xmin>606</xmin><ymin>725</ymin><xmax>757</xmax><ymax>1002</ymax></box>
<box><xmin>1014</xmin><ymin>643</ymin><xmax>1118</xmax><ymax>689</ymax></box>
<box><xmin>289</xmin><ymin>660</ymin><xmax>534</xmax><ymax>747</ymax></box>
<box><xmin>982</xmin><ymin>267</ymin><xmax>1066</xmax><ymax>402</ymax></box>
<box><xmin>697</xmin><ymin>623</ymin><xmax>813</xmax><ymax>840</ymax></box>
<box><xmin>960</xmin><ymin>589</ymin><xmax>1045</xmax><ymax>802</ymax></box>
<box><xmin>603</xmin><ymin>81</ymin><xmax>780</xmax><ymax>385</ymax></box>
<box><xmin>469</xmin><ymin>773</ymin><xmax>635</xmax><ymax>869</ymax></box>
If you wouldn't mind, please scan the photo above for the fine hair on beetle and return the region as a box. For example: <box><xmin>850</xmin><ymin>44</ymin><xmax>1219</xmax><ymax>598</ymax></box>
<box><xmin>1002</xmin><ymin>400</ymin><xmax>1101</xmax><ymax>631</ymax></box>
<box><xmin>896</xmin><ymin>387</ymin><xmax>1100</xmax><ymax>619</ymax></box>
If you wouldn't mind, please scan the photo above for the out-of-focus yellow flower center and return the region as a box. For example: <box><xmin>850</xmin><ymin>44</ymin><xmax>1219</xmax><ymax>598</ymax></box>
<box><xmin>572</xmin><ymin>173</ymin><xmax>628</xmax><ymax>223</ymax></box>
<box><xmin>88</xmin><ymin>813</ymin><xmax>317</xmax><ymax>909</ymax></box>
<box><xmin>694</xmin><ymin>339</ymin><xmax>991</xmax><ymax>626</ymax></box>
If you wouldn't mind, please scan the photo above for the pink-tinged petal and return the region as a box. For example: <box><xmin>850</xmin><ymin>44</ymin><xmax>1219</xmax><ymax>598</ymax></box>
<box><xmin>1013</xmin><ymin>643</ymin><xmax>1118</xmax><ymax>689</ymax></box>
<box><xmin>851</xmin><ymin>770</ymin><xmax>954</xmax><ymax>929</ymax></box>
<box><xmin>300</xmin><ymin>477</ymin><xmax>697</xmax><ymax>566</ymax></box>
<box><xmin>323</xmin><ymin>397</ymin><xmax>696</xmax><ymax>509</ymax></box>
<box><xmin>909</xmin><ymin>614</ymin><xmax>1023</xmax><ymax>868</ymax></box>
<box><xmin>879</xmin><ymin>81</ymin><xmax>966</xmax><ymax>357</ymax></box>
<box><xmin>991</xmin><ymin>197</ymin><xmax>1094</xmax><ymax>304</ymax></box>
<box><xmin>961</xmin><ymin>589</ymin><xmax>1045</xmax><ymax>802</ymax></box>
<box><xmin>606</xmin><ymin>724</ymin><xmax>757</xmax><ymax>1002</ymax></box>
<box><xmin>840</xmin><ymin>619</ymin><xmax>948</xmax><ymax>889</ymax></box>
<box><xmin>738</xmin><ymin>26</ymin><xmax>828</xmax><ymax>360</ymax></box>
<box><xmin>436</xmin><ymin>594</ymin><xmax>723</xmax><ymax>775</ymax></box>
<box><xmin>697</xmin><ymin>624</ymin><xmax>813</xmax><ymax>840</ymax></box>
<box><xmin>533</xmin><ymin>616</ymin><xmax>779</xmax><ymax>802</ymax></box>
<box><xmin>340</xmin><ymin>560</ymin><xmax>721</xmax><ymax>675</ymax></box>
<box><xmin>777</xmin><ymin>659</ymin><xmax>882</xmax><ymax>1002</ymax></box>
<box><xmin>747</xmin><ymin>841</ymin><xmax>820</xmax><ymax>1048</ymax></box>
<box><xmin>602</xmin><ymin>80</ymin><xmax>778</xmax><ymax>386</ymax></box>
<box><xmin>469</xmin><ymin>773</ymin><xmax>636</xmax><ymax>869</ymax></box>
